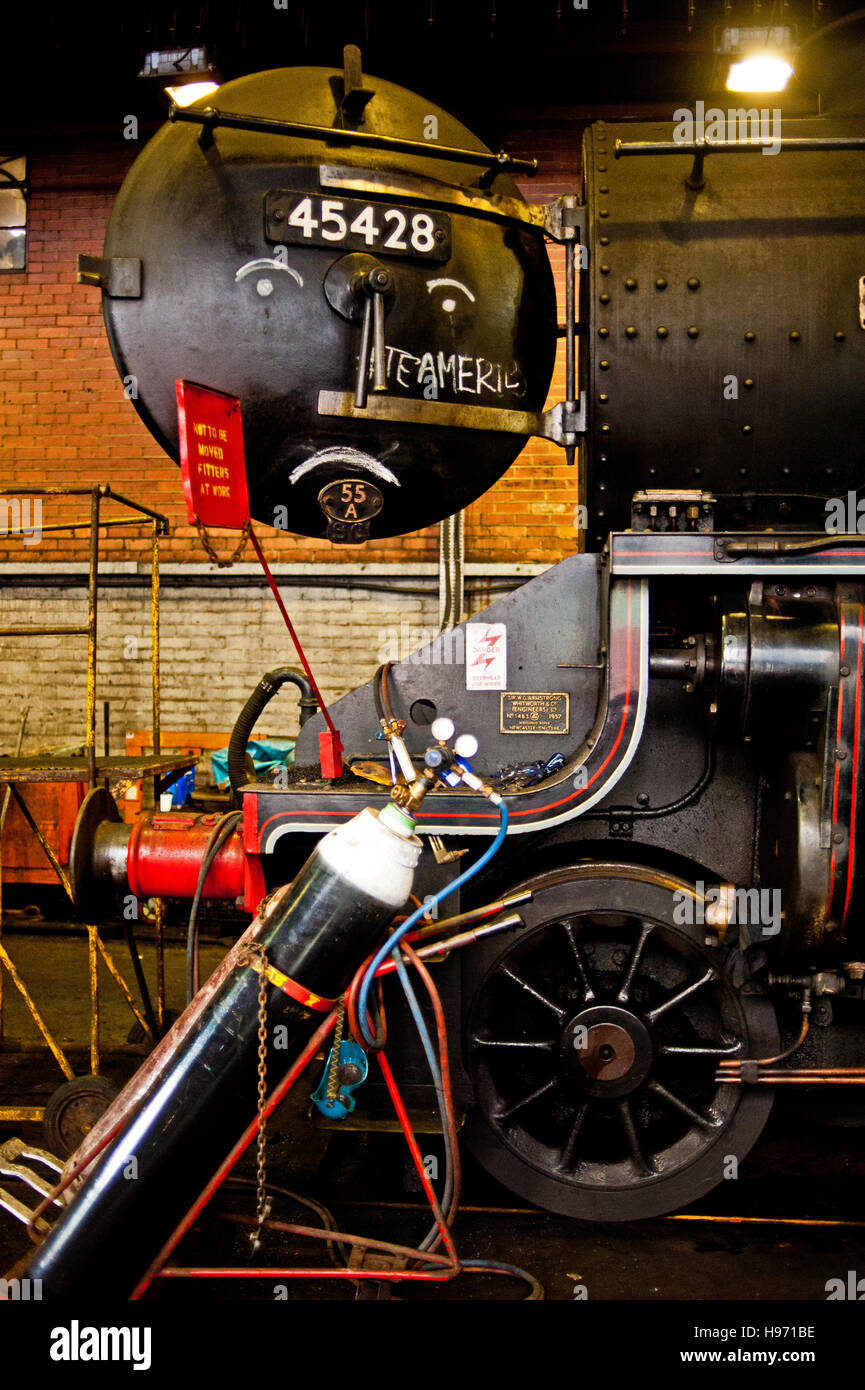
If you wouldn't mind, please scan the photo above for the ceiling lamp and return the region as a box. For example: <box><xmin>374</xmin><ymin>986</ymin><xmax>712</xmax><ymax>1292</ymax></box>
<box><xmin>716</xmin><ymin>25</ymin><xmax>796</xmax><ymax>93</ymax></box>
<box><xmin>727</xmin><ymin>54</ymin><xmax>794</xmax><ymax>92</ymax></box>
<box><xmin>139</xmin><ymin>46</ymin><xmax>222</xmax><ymax>106</ymax></box>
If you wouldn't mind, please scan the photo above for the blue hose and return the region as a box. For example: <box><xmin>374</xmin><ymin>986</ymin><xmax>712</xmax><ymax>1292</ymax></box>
<box><xmin>392</xmin><ymin>949</ymin><xmax>441</xmax><ymax>1087</ymax></box>
<box><xmin>357</xmin><ymin>800</ymin><xmax>509</xmax><ymax>1045</ymax></box>
<box><xmin>392</xmin><ymin>948</ymin><xmax>454</xmax><ymax>1250</ymax></box>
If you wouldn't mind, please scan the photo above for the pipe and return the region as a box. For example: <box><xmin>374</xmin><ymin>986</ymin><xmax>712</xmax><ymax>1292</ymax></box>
<box><xmin>227</xmin><ymin>667</ymin><xmax>317</xmax><ymax>805</ymax></box>
<box><xmin>125</xmin><ymin>811</ymin><xmax>246</xmax><ymax>902</ymax></box>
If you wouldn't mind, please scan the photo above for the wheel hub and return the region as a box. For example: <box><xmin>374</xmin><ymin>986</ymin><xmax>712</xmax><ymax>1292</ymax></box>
<box><xmin>562</xmin><ymin>1005</ymin><xmax>653</xmax><ymax>1097</ymax></box>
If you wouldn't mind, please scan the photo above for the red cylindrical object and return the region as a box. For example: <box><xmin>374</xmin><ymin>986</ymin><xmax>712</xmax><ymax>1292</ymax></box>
<box><xmin>127</xmin><ymin>812</ymin><xmax>245</xmax><ymax>901</ymax></box>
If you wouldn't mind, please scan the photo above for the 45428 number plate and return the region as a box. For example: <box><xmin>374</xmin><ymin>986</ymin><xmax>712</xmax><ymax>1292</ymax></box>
<box><xmin>266</xmin><ymin>192</ymin><xmax>451</xmax><ymax>261</ymax></box>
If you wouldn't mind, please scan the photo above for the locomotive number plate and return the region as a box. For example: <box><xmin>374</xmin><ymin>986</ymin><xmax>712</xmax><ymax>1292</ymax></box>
<box><xmin>266</xmin><ymin>192</ymin><xmax>451</xmax><ymax>261</ymax></box>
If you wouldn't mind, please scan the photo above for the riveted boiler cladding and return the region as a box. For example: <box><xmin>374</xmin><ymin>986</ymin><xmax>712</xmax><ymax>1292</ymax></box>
<box><xmin>17</xmin><ymin>43</ymin><xmax>865</xmax><ymax>1298</ymax></box>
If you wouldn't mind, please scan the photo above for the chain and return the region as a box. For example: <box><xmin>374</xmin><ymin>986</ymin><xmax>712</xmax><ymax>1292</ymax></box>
<box><xmin>326</xmin><ymin>998</ymin><xmax>347</xmax><ymax>1104</ymax></box>
<box><xmin>194</xmin><ymin>517</ymin><xmax>251</xmax><ymax>569</ymax></box>
<box><xmin>248</xmin><ymin>942</ymin><xmax>270</xmax><ymax>1253</ymax></box>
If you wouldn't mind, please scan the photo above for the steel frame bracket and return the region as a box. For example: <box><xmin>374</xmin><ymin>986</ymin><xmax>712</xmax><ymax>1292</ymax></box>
<box><xmin>77</xmin><ymin>254</ymin><xmax>142</xmax><ymax>298</ymax></box>
<box><xmin>528</xmin><ymin>195</ymin><xmax>587</xmax><ymax>245</ymax></box>
<box><xmin>607</xmin><ymin>807</ymin><xmax>634</xmax><ymax>838</ymax></box>
<box><xmin>317</xmin><ymin>388</ymin><xmax>585</xmax><ymax>443</ymax></box>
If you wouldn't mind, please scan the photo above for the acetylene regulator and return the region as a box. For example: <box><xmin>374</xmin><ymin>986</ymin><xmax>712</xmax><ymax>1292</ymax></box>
<box><xmin>24</xmin><ymin>719</ymin><xmax>501</xmax><ymax>1300</ymax></box>
<box><xmin>310</xmin><ymin>717</ymin><xmax>490</xmax><ymax>1120</ymax></box>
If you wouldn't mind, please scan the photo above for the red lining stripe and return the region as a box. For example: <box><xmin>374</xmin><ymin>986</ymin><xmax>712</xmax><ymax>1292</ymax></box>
<box><xmin>841</xmin><ymin>604</ymin><xmax>863</xmax><ymax>924</ymax></box>
<box><xmin>829</xmin><ymin>623</ymin><xmax>845</xmax><ymax>909</ymax></box>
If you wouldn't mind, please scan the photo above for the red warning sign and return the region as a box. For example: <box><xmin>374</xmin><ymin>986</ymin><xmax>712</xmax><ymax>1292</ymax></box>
<box><xmin>176</xmin><ymin>380</ymin><xmax>250</xmax><ymax>528</ymax></box>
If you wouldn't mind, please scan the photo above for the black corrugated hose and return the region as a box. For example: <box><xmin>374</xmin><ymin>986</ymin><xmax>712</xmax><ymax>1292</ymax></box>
<box><xmin>227</xmin><ymin>667</ymin><xmax>317</xmax><ymax>807</ymax></box>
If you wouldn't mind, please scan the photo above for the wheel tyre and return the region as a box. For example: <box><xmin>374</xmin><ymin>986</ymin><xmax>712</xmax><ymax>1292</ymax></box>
<box><xmin>42</xmin><ymin>1075</ymin><xmax>120</xmax><ymax>1158</ymax></box>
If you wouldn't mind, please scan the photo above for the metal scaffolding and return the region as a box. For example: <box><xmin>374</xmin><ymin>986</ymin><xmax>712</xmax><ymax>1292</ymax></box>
<box><xmin>0</xmin><ymin>485</ymin><xmax>188</xmax><ymax>1131</ymax></box>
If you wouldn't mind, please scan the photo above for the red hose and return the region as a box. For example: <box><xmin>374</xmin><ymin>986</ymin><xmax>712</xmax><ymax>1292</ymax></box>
<box><xmin>130</xmin><ymin>1006</ymin><xmax>338</xmax><ymax>1299</ymax></box>
<box><xmin>400</xmin><ymin>940</ymin><xmax>462</xmax><ymax>1244</ymax></box>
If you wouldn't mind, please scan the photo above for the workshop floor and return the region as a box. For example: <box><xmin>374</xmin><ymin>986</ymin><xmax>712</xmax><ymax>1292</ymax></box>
<box><xmin>1</xmin><ymin>928</ymin><xmax>864</xmax><ymax>1302</ymax></box>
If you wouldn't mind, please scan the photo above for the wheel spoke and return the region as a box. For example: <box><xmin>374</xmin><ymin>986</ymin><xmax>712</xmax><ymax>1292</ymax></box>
<box><xmin>617</xmin><ymin>922</ymin><xmax>654</xmax><ymax>1003</ymax></box>
<box><xmin>617</xmin><ymin>1099</ymin><xmax>651</xmax><ymax>1173</ymax></box>
<box><xmin>562</xmin><ymin>922</ymin><xmax>596</xmax><ymax>1002</ymax></box>
<box><xmin>648</xmin><ymin>1079</ymin><xmax>720</xmax><ymax>1131</ymax></box>
<box><xmin>645</xmin><ymin>967</ymin><xmax>715</xmax><ymax>1023</ymax></box>
<box><xmin>559</xmin><ymin>1102</ymin><xmax>591</xmax><ymax>1171</ymax></box>
<box><xmin>497</xmin><ymin>1075</ymin><xmax>558</xmax><ymax>1122</ymax></box>
<box><xmin>470</xmin><ymin>1036</ymin><xmax>557</xmax><ymax>1050</ymax></box>
<box><xmin>499</xmin><ymin>966</ymin><xmax>568</xmax><ymax>1019</ymax></box>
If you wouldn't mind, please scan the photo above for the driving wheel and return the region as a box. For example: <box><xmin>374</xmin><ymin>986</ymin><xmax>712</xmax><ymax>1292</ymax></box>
<box><xmin>463</xmin><ymin>864</ymin><xmax>778</xmax><ymax>1221</ymax></box>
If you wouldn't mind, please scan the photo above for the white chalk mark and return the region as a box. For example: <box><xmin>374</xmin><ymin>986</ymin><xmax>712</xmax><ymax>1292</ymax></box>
<box><xmin>289</xmin><ymin>447</ymin><xmax>401</xmax><ymax>487</ymax></box>
<box><xmin>235</xmin><ymin>258</ymin><xmax>304</xmax><ymax>287</ymax></box>
<box><xmin>426</xmin><ymin>277</ymin><xmax>476</xmax><ymax>303</ymax></box>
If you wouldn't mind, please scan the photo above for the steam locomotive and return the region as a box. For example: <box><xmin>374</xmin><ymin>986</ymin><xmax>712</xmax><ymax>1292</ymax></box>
<box><xmin>20</xmin><ymin>40</ymin><xmax>865</xmax><ymax>1293</ymax></box>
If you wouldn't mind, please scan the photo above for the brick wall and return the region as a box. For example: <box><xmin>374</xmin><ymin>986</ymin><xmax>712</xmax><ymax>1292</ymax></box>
<box><xmin>0</xmin><ymin>572</ymin><xmax>519</xmax><ymax>758</ymax></box>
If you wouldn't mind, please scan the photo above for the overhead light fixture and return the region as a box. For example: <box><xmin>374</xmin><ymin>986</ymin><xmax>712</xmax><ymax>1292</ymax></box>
<box><xmin>166</xmin><ymin>79</ymin><xmax>220</xmax><ymax>108</ymax></box>
<box><xmin>727</xmin><ymin>54</ymin><xmax>794</xmax><ymax>93</ymax></box>
<box><xmin>716</xmin><ymin>25</ymin><xmax>796</xmax><ymax>93</ymax></box>
<box><xmin>139</xmin><ymin>45</ymin><xmax>222</xmax><ymax>106</ymax></box>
